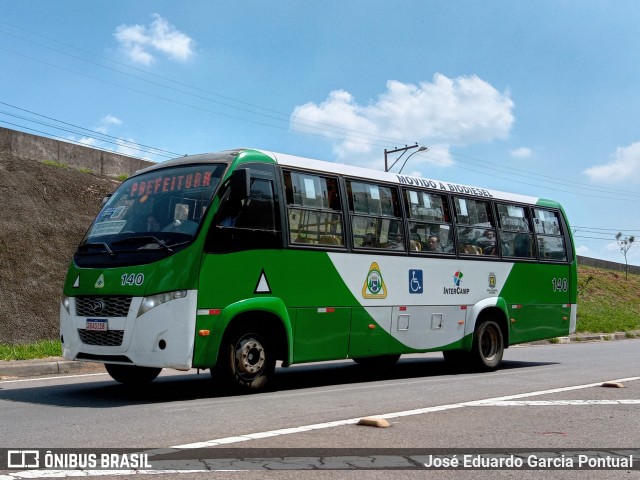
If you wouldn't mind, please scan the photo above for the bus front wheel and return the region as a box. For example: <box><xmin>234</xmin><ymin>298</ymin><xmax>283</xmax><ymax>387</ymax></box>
<box><xmin>215</xmin><ymin>329</ymin><xmax>275</xmax><ymax>392</ymax></box>
<box><xmin>105</xmin><ymin>364</ymin><xmax>162</xmax><ymax>385</ymax></box>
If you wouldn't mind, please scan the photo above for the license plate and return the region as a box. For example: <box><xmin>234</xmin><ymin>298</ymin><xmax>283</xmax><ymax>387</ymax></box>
<box><xmin>86</xmin><ymin>318</ymin><xmax>108</xmax><ymax>331</ymax></box>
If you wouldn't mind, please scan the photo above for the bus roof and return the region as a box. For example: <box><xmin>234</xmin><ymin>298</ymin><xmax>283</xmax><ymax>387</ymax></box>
<box><xmin>259</xmin><ymin>150</ymin><xmax>543</xmax><ymax>206</ymax></box>
<box><xmin>136</xmin><ymin>148</ymin><xmax>551</xmax><ymax>207</ymax></box>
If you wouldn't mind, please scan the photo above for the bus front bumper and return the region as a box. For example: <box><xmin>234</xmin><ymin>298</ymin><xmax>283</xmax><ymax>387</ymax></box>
<box><xmin>59</xmin><ymin>290</ymin><xmax>198</xmax><ymax>370</ymax></box>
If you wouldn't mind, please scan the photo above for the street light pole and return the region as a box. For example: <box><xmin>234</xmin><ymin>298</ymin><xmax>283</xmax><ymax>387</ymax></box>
<box><xmin>398</xmin><ymin>146</ymin><xmax>428</xmax><ymax>174</ymax></box>
<box><xmin>384</xmin><ymin>144</ymin><xmax>427</xmax><ymax>173</ymax></box>
<box><xmin>384</xmin><ymin>144</ymin><xmax>419</xmax><ymax>172</ymax></box>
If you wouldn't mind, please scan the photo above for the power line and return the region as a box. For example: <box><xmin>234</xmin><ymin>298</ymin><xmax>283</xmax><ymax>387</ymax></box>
<box><xmin>0</xmin><ymin>102</ymin><xmax>181</xmax><ymax>159</ymax></box>
<box><xmin>573</xmin><ymin>226</ymin><xmax>640</xmax><ymax>232</ymax></box>
<box><xmin>0</xmin><ymin>119</ymin><xmax>159</xmax><ymax>160</ymax></box>
<box><xmin>0</xmin><ymin>26</ymin><xmax>408</xmax><ymax>148</ymax></box>
<box><xmin>427</xmin><ymin>146</ymin><xmax>640</xmax><ymax>200</ymax></box>
<box><xmin>3</xmin><ymin>20</ymin><xmax>640</xmax><ymax>203</ymax></box>
<box><xmin>423</xmin><ymin>149</ymin><xmax>638</xmax><ymax>202</ymax></box>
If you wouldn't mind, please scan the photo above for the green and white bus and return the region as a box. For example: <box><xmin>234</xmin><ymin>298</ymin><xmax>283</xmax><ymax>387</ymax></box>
<box><xmin>60</xmin><ymin>149</ymin><xmax>577</xmax><ymax>391</ymax></box>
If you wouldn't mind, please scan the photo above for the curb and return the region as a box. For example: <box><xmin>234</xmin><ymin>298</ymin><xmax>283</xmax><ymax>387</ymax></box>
<box><xmin>526</xmin><ymin>331</ymin><xmax>640</xmax><ymax>346</ymax></box>
<box><xmin>0</xmin><ymin>358</ymin><xmax>105</xmax><ymax>380</ymax></box>
<box><xmin>1</xmin><ymin>332</ymin><xmax>638</xmax><ymax>380</ymax></box>
<box><xmin>557</xmin><ymin>332</ymin><xmax>635</xmax><ymax>343</ymax></box>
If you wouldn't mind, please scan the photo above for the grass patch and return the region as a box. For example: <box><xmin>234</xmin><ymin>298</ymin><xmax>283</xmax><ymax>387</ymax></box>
<box><xmin>117</xmin><ymin>173</ymin><xmax>129</xmax><ymax>181</ymax></box>
<box><xmin>77</xmin><ymin>167</ymin><xmax>94</xmax><ymax>174</ymax></box>
<box><xmin>576</xmin><ymin>266</ymin><xmax>640</xmax><ymax>334</ymax></box>
<box><xmin>0</xmin><ymin>339</ymin><xmax>61</xmax><ymax>361</ymax></box>
<box><xmin>43</xmin><ymin>160</ymin><xmax>68</xmax><ymax>169</ymax></box>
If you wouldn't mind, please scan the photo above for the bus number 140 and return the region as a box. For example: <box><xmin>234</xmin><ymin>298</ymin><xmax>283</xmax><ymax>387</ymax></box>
<box><xmin>552</xmin><ymin>277</ymin><xmax>568</xmax><ymax>292</ymax></box>
<box><xmin>121</xmin><ymin>273</ymin><xmax>144</xmax><ymax>286</ymax></box>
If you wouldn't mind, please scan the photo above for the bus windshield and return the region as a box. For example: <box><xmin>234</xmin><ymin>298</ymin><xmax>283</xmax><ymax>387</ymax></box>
<box><xmin>77</xmin><ymin>163</ymin><xmax>226</xmax><ymax>262</ymax></box>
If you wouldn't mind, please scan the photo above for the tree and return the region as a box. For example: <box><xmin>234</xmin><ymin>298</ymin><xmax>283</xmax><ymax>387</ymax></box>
<box><xmin>615</xmin><ymin>232</ymin><xmax>635</xmax><ymax>279</ymax></box>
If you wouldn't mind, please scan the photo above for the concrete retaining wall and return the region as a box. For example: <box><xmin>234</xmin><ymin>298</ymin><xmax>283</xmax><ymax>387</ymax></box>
<box><xmin>577</xmin><ymin>255</ymin><xmax>640</xmax><ymax>275</ymax></box>
<box><xmin>0</xmin><ymin>126</ymin><xmax>153</xmax><ymax>177</ymax></box>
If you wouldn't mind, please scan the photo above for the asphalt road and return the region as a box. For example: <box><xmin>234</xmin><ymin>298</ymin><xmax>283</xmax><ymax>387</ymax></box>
<box><xmin>1</xmin><ymin>339</ymin><xmax>639</xmax><ymax>479</ymax></box>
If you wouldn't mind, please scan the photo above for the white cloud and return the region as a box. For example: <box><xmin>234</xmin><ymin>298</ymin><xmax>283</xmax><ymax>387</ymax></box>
<box><xmin>575</xmin><ymin>245</ymin><xmax>590</xmax><ymax>256</ymax></box>
<box><xmin>510</xmin><ymin>147</ymin><xmax>532</xmax><ymax>158</ymax></box>
<box><xmin>101</xmin><ymin>115</ymin><xmax>122</xmax><ymax>126</ymax></box>
<box><xmin>78</xmin><ymin>136</ymin><xmax>97</xmax><ymax>147</ymax></box>
<box><xmin>583</xmin><ymin>142</ymin><xmax>640</xmax><ymax>183</ymax></box>
<box><xmin>114</xmin><ymin>14</ymin><xmax>195</xmax><ymax>65</ymax></box>
<box><xmin>290</xmin><ymin>74</ymin><xmax>514</xmax><ymax>169</ymax></box>
<box><xmin>95</xmin><ymin>115</ymin><xmax>122</xmax><ymax>134</ymax></box>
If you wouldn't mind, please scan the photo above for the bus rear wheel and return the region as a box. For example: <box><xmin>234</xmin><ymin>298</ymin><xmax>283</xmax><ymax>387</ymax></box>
<box><xmin>105</xmin><ymin>364</ymin><xmax>162</xmax><ymax>385</ymax></box>
<box><xmin>215</xmin><ymin>329</ymin><xmax>275</xmax><ymax>392</ymax></box>
<box><xmin>470</xmin><ymin>319</ymin><xmax>504</xmax><ymax>371</ymax></box>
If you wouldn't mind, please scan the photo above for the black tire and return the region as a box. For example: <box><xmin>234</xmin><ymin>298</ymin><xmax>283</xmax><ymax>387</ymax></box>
<box><xmin>214</xmin><ymin>328</ymin><xmax>275</xmax><ymax>392</ymax></box>
<box><xmin>353</xmin><ymin>354</ymin><xmax>401</xmax><ymax>368</ymax></box>
<box><xmin>470</xmin><ymin>320</ymin><xmax>504</xmax><ymax>371</ymax></box>
<box><xmin>105</xmin><ymin>364</ymin><xmax>162</xmax><ymax>385</ymax></box>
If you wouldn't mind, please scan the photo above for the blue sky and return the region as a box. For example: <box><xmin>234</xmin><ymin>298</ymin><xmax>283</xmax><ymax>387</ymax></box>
<box><xmin>1</xmin><ymin>1</ymin><xmax>639</xmax><ymax>265</ymax></box>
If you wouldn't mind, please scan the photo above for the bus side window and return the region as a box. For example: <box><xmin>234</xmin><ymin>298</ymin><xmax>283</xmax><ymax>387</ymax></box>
<box><xmin>533</xmin><ymin>208</ymin><xmax>567</xmax><ymax>261</ymax></box>
<box><xmin>348</xmin><ymin>180</ymin><xmax>404</xmax><ymax>251</ymax></box>
<box><xmin>403</xmin><ymin>189</ymin><xmax>454</xmax><ymax>254</ymax></box>
<box><xmin>453</xmin><ymin>197</ymin><xmax>497</xmax><ymax>256</ymax></box>
<box><xmin>233</xmin><ymin>178</ymin><xmax>276</xmax><ymax>230</ymax></box>
<box><xmin>206</xmin><ymin>171</ymin><xmax>281</xmax><ymax>253</ymax></box>
<box><xmin>496</xmin><ymin>203</ymin><xmax>535</xmax><ymax>259</ymax></box>
<box><xmin>284</xmin><ymin>171</ymin><xmax>345</xmax><ymax>247</ymax></box>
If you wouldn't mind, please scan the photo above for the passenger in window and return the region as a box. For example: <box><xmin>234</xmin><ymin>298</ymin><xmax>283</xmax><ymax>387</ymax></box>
<box><xmin>163</xmin><ymin>204</ymin><xmax>198</xmax><ymax>234</ymax></box>
<box><xmin>477</xmin><ymin>230</ymin><xmax>497</xmax><ymax>255</ymax></box>
<box><xmin>426</xmin><ymin>235</ymin><xmax>441</xmax><ymax>252</ymax></box>
<box><xmin>361</xmin><ymin>233</ymin><xmax>376</xmax><ymax>247</ymax></box>
<box><xmin>458</xmin><ymin>227</ymin><xmax>475</xmax><ymax>245</ymax></box>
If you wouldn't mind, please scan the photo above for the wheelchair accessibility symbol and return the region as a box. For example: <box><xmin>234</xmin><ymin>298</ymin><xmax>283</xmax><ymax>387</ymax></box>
<box><xmin>409</xmin><ymin>269</ymin><xmax>423</xmax><ymax>294</ymax></box>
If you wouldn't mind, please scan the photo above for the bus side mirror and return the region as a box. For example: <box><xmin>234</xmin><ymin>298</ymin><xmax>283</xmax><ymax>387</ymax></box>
<box><xmin>101</xmin><ymin>193</ymin><xmax>113</xmax><ymax>206</ymax></box>
<box><xmin>231</xmin><ymin>168</ymin><xmax>250</xmax><ymax>200</ymax></box>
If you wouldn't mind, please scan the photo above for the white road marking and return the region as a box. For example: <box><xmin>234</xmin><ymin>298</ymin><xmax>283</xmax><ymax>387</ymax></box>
<box><xmin>172</xmin><ymin>376</ymin><xmax>640</xmax><ymax>448</ymax></box>
<box><xmin>481</xmin><ymin>399</ymin><xmax>640</xmax><ymax>406</ymax></box>
<box><xmin>2</xmin><ymin>376</ymin><xmax>639</xmax><ymax>479</ymax></box>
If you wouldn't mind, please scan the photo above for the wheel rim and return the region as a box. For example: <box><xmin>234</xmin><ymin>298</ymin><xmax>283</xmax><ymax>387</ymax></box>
<box><xmin>234</xmin><ymin>335</ymin><xmax>266</xmax><ymax>380</ymax></box>
<box><xmin>480</xmin><ymin>324</ymin><xmax>500</xmax><ymax>361</ymax></box>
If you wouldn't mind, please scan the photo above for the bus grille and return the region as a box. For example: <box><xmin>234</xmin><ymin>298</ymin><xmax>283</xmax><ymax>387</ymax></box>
<box><xmin>78</xmin><ymin>329</ymin><xmax>125</xmax><ymax>346</ymax></box>
<box><xmin>75</xmin><ymin>296</ymin><xmax>132</xmax><ymax>318</ymax></box>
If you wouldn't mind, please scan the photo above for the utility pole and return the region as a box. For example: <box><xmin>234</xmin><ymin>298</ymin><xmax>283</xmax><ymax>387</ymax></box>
<box><xmin>384</xmin><ymin>144</ymin><xmax>418</xmax><ymax>172</ymax></box>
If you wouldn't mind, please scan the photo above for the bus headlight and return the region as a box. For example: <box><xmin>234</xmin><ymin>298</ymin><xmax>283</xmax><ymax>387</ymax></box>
<box><xmin>137</xmin><ymin>290</ymin><xmax>188</xmax><ymax>317</ymax></box>
<box><xmin>62</xmin><ymin>296</ymin><xmax>71</xmax><ymax>315</ymax></box>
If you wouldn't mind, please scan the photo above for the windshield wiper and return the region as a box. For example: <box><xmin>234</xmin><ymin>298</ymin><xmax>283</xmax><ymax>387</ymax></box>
<box><xmin>78</xmin><ymin>242</ymin><xmax>115</xmax><ymax>256</ymax></box>
<box><xmin>112</xmin><ymin>235</ymin><xmax>173</xmax><ymax>252</ymax></box>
